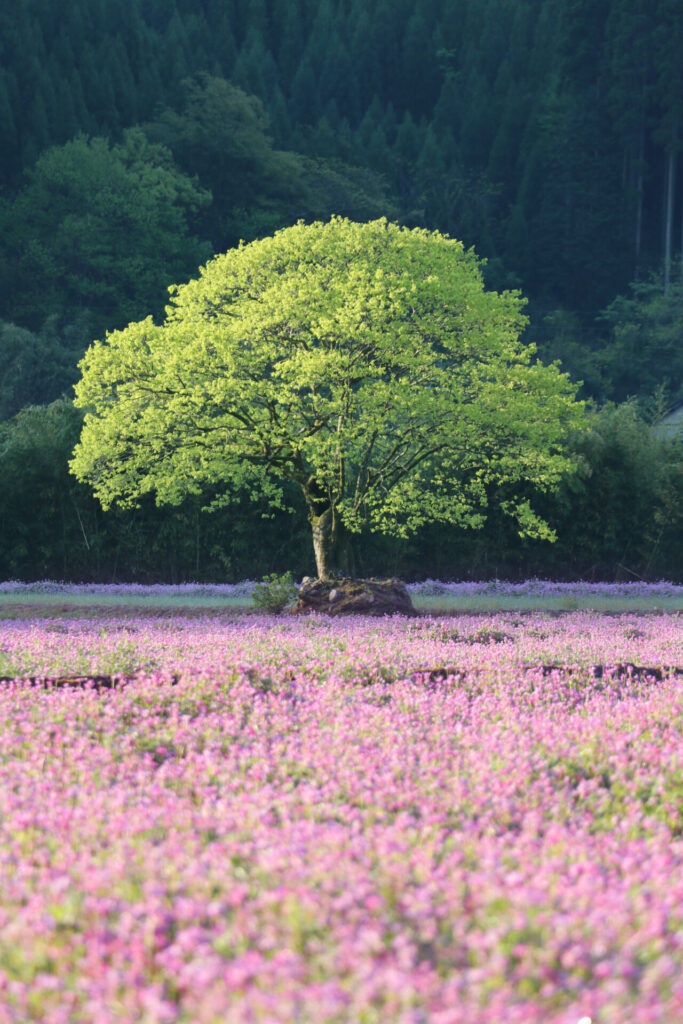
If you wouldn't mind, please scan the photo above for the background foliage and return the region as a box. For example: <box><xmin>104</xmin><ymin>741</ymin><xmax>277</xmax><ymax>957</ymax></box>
<box><xmin>1</xmin><ymin>399</ymin><xmax>680</xmax><ymax>582</ymax></box>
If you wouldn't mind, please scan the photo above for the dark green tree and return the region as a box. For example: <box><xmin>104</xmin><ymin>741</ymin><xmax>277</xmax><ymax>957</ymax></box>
<box><xmin>0</xmin><ymin>315</ymin><xmax>92</xmax><ymax>421</ymax></box>
<box><xmin>0</xmin><ymin>129</ymin><xmax>211</xmax><ymax>333</ymax></box>
<box><xmin>143</xmin><ymin>75</ymin><xmax>394</xmax><ymax>251</ymax></box>
<box><xmin>598</xmin><ymin>274</ymin><xmax>683</xmax><ymax>403</ymax></box>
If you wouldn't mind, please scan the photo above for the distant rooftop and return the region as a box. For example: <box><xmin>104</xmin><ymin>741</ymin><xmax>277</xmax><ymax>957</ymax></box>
<box><xmin>656</xmin><ymin>401</ymin><xmax>683</xmax><ymax>438</ymax></box>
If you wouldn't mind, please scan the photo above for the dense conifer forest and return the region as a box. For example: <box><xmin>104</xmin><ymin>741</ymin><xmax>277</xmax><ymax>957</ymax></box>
<box><xmin>0</xmin><ymin>0</ymin><xmax>681</xmax><ymax>581</ymax></box>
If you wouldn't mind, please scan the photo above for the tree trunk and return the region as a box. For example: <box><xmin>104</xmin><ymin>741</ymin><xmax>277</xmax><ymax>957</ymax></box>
<box><xmin>634</xmin><ymin>130</ymin><xmax>644</xmax><ymax>278</ymax></box>
<box><xmin>664</xmin><ymin>147</ymin><xmax>677</xmax><ymax>293</ymax></box>
<box><xmin>310</xmin><ymin>506</ymin><xmax>355</xmax><ymax>580</ymax></box>
<box><xmin>634</xmin><ymin>164</ymin><xmax>643</xmax><ymax>278</ymax></box>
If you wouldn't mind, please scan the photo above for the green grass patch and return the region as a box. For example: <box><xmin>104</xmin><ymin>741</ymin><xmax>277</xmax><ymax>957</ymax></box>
<box><xmin>0</xmin><ymin>593</ymin><xmax>249</xmax><ymax>620</ymax></box>
<box><xmin>412</xmin><ymin>594</ymin><xmax>683</xmax><ymax>614</ymax></box>
<box><xmin>0</xmin><ymin>593</ymin><xmax>249</xmax><ymax>608</ymax></box>
<box><xmin>0</xmin><ymin>589</ymin><xmax>680</xmax><ymax>620</ymax></box>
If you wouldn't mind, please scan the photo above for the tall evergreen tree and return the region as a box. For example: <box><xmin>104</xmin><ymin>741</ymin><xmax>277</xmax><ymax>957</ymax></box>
<box><xmin>651</xmin><ymin>0</ymin><xmax>683</xmax><ymax>290</ymax></box>
<box><xmin>0</xmin><ymin>72</ymin><xmax>19</xmax><ymax>181</ymax></box>
<box><xmin>232</xmin><ymin>27</ymin><xmax>278</xmax><ymax>103</ymax></box>
<box><xmin>605</xmin><ymin>0</ymin><xmax>654</xmax><ymax>277</ymax></box>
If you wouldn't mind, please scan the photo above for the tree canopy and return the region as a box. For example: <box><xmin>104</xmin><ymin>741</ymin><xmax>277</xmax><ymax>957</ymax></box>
<box><xmin>71</xmin><ymin>218</ymin><xmax>585</xmax><ymax>578</ymax></box>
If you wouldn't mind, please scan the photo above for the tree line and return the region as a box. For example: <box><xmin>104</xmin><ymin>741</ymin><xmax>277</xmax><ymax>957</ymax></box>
<box><xmin>2</xmin><ymin>0</ymin><xmax>682</xmax><ymax>312</ymax></box>
<box><xmin>0</xmin><ymin>0</ymin><xmax>681</xmax><ymax>580</ymax></box>
<box><xmin>0</xmin><ymin>397</ymin><xmax>680</xmax><ymax>582</ymax></box>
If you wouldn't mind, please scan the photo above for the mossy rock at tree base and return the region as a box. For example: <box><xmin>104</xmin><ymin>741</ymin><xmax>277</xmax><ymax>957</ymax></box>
<box><xmin>296</xmin><ymin>577</ymin><xmax>418</xmax><ymax>616</ymax></box>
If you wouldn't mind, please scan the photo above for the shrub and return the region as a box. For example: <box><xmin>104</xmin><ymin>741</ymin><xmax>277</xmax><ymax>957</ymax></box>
<box><xmin>252</xmin><ymin>572</ymin><xmax>298</xmax><ymax>614</ymax></box>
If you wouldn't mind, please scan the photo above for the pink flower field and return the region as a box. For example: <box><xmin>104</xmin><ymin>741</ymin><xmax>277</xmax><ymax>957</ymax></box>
<box><xmin>0</xmin><ymin>608</ymin><xmax>682</xmax><ymax>1023</ymax></box>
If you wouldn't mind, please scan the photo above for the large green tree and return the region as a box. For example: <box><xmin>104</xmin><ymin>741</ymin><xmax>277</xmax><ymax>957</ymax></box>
<box><xmin>71</xmin><ymin>218</ymin><xmax>585</xmax><ymax>578</ymax></box>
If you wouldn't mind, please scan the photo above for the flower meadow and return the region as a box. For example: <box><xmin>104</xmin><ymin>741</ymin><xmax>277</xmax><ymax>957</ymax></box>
<box><xmin>0</xmin><ymin>607</ymin><xmax>682</xmax><ymax>1023</ymax></box>
<box><xmin>1</xmin><ymin>579</ymin><xmax>682</xmax><ymax>599</ymax></box>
